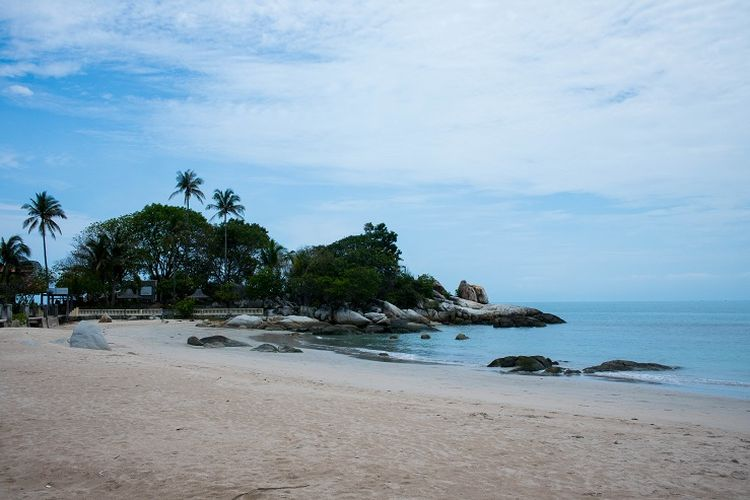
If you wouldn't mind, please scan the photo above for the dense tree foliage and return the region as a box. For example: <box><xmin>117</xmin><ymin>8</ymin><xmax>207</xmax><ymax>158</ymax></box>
<box><xmin>286</xmin><ymin>223</ymin><xmax>434</xmax><ymax>309</ymax></box>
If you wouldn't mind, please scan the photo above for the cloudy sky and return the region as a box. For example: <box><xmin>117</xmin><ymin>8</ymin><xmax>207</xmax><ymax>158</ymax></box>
<box><xmin>1</xmin><ymin>1</ymin><xmax>748</xmax><ymax>301</ymax></box>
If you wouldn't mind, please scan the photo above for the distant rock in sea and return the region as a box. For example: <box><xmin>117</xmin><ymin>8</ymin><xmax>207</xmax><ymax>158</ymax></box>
<box><xmin>582</xmin><ymin>360</ymin><xmax>674</xmax><ymax>373</ymax></box>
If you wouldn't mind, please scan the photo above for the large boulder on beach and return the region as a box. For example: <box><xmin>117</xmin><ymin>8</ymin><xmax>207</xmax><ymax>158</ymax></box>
<box><xmin>69</xmin><ymin>322</ymin><xmax>110</xmax><ymax>350</ymax></box>
<box><xmin>457</xmin><ymin>280</ymin><xmax>489</xmax><ymax>304</ymax></box>
<box><xmin>198</xmin><ymin>335</ymin><xmax>250</xmax><ymax>348</ymax></box>
<box><xmin>225</xmin><ymin>315</ymin><xmax>264</xmax><ymax>328</ymax></box>
<box><xmin>582</xmin><ymin>360</ymin><xmax>674</xmax><ymax>373</ymax></box>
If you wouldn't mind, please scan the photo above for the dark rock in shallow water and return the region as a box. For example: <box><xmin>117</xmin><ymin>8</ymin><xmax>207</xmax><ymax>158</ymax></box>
<box><xmin>309</xmin><ymin>324</ymin><xmax>362</xmax><ymax>335</ymax></box>
<box><xmin>493</xmin><ymin>314</ymin><xmax>547</xmax><ymax>328</ymax></box>
<box><xmin>388</xmin><ymin>334</ymin><xmax>399</xmax><ymax>340</ymax></box>
<box><xmin>455</xmin><ymin>333</ymin><xmax>469</xmax><ymax>340</ymax></box>
<box><xmin>420</xmin><ymin>334</ymin><xmax>431</xmax><ymax>339</ymax></box>
<box><xmin>564</xmin><ymin>369</ymin><xmax>581</xmax><ymax>375</ymax></box>
<box><xmin>487</xmin><ymin>355</ymin><xmax>554</xmax><ymax>372</ymax></box>
<box><xmin>544</xmin><ymin>366</ymin><xmax>563</xmax><ymax>375</ymax></box>
<box><xmin>378</xmin><ymin>352</ymin><xmax>390</xmax><ymax>357</ymax></box>
<box><xmin>187</xmin><ymin>336</ymin><xmax>204</xmax><ymax>346</ymax></box>
<box><xmin>278</xmin><ymin>345</ymin><xmax>303</xmax><ymax>353</ymax></box>
<box><xmin>536</xmin><ymin>312</ymin><xmax>566</xmax><ymax>324</ymax></box>
<box><xmin>582</xmin><ymin>360</ymin><xmax>674</xmax><ymax>373</ymax></box>
<box><xmin>253</xmin><ymin>343</ymin><xmax>279</xmax><ymax>352</ymax></box>
<box><xmin>199</xmin><ymin>335</ymin><xmax>250</xmax><ymax>348</ymax></box>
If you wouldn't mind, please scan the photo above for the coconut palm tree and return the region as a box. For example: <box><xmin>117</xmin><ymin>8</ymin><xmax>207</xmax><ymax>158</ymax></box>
<box><xmin>169</xmin><ymin>169</ymin><xmax>205</xmax><ymax>211</ymax></box>
<box><xmin>22</xmin><ymin>191</ymin><xmax>66</xmax><ymax>285</ymax></box>
<box><xmin>0</xmin><ymin>235</ymin><xmax>31</xmax><ymax>303</ymax></box>
<box><xmin>259</xmin><ymin>239</ymin><xmax>288</xmax><ymax>271</ymax></box>
<box><xmin>206</xmin><ymin>188</ymin><xmax>245</xmax><ymax>279</ymax></box>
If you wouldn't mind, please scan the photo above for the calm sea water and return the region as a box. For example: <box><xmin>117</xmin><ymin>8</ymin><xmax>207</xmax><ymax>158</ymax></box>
<box><xmin>305</xmin><ymin>301</ymin><xmax>750</xmax><ymax>399</ymax></box>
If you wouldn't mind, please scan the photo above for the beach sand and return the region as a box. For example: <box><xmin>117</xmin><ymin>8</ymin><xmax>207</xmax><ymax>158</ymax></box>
<box><xmin>1</xmin><ymin>320</ymin><xmax>749</xmax><ymax>499</ymax></box>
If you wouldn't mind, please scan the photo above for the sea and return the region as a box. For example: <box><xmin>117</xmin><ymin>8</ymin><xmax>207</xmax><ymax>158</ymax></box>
<box><xmin>303</xmin><ymin>301</ymin><xmax>750</xmax><ymax>399</ymax></box>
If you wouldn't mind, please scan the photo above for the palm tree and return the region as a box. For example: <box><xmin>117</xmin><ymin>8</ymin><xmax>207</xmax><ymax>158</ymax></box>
<box><xmin>22</xmin><ymin>191</ymin><xmax>67</xmax><ymax>285</ymax></box>
<box><xmin>76</xmin><ymin>230</ymin><xmax>128</xmax><ymax>305</ymax></box>
<box><xmin>206</xmin><ymin>188</ymin><xmax>245</xmax><ymax>279</ymax></box>
<box><xmin>0</xmin><ymin>235</ymin><xmax>31</xmax><ymax>303</ymax></box>
<box><xmin>169</xmin><ymin>169</ymin><xmax>205</xmax><ymax>211</ymax></box>
<box><xmin>259</xmin><ymin>239</ymin><xmax>288</xmax><ymax>271</ymax></box>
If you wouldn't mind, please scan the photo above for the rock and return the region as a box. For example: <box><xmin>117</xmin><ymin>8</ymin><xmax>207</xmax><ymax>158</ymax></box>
<box><xmin>457</xmin><ymin>280</ymin><xmax>489</xmax><ymax>304</ymax></box>
<box><xmin>69</xmin><ymin>322</ymin><xmax>110</xmax><ymax>351</ymax></box>
<box><xmin>455</xmin><ymin>333</ymin><xmax>469</xmax><ymax>340</ymax></box>
<box><xmin>187</xmin><ymin>336</ymin><xmax>204</xmax><ymax>346</ymax></box>
<box><xmin>379</xmin><ymin>301</ymin><xmax>408</xmax><ymax>319</ymax></box>
<box><xmin>536</xmin><ymin>312</ymin><xmax>566</xmax><ymax>324</ymax></box>
<box><xmin>389</xmin><ymin>319</ymin><xmax>433</xmax><ymax>333</ymax></box>
<box><xmin>334</xmin><ymin>308</ymin><xmax>371</xmax><ymax>327</ymax></box>
<box><xmin>493</xmin><ymin>314</ymin><xmax>548</xmax><ymax>328</ymax></box>
<box><xmin>378</xmin><ymin>352</ymin><xmax>390</xmax><ymax>357</ymax></box>
<box><xmin>275</xmin><ymin>315</ymin><xmax>323</xmax><ymax>331</ymax></box>
<box><xmin>199</xmin><ymin>335</ymin><xmax>250</xmax><ymax>348</ymax></box>
<box><xmin>314</xmin><ymin>306</ymin><xmax>332</xmax><ymax>322</ymax></box>
<box><xmin>564</xmin><ymin>369</ymin><xmax>581</xmax><ymax>375</ymax></box>
<box><xmin>582</xmin><ymin>360</ymin><xmax>674</xmax><ymax>373</ymax></box>
<box><xmin>98</xmin><ymin>313</ymin><xmax>112</xmax><ymax>323</ymax></box>
<box><xmin>487</xmin><ymin>355</ymin><xmax>554</xmax><ymax>372</ymax></box>
<box><xmin>544</xmin><ymin>366</ymin><xmax>563</xmax><ymax>375</ymax></box>
<box><xmin>364</xmin><ymin>324</ymin><xmax>388</xmax><ymax>334</ymax></box>
<box><xmin>364</xmin><ymin>312</ymin><xmax>389</xmax><ymax>324</ymax></box>
<box><xmin>299</xmin><ymin>305</ymin><xmax>316</xmax><ymax>318</ymax></box>
<box><xmin>310</xmin><ymin>324</ymin><xmax>362</xmax><ymax>335</ymax></box>
<box><xmin>433</xmin><ymin>280</ymin><xmax>451</xmax><ymax>298</ymax></box>
<box><xmin>252</xmin><ymin>343</ymin><xmax>279</xmax><ymax>352</ymax></box>
<box><xmin>420</xmin><ymin>334</ymin><xmax>431</xmax><ymax>339</ymax></box>
<box><xmin>225</xmin><ymin>314</ymin><xmax>264</xmax><ymax>328</ymax></box>
<box><xmin>388</xmin><ymin>334</ymin><xmax>399</xmax><ymax>340</ymax></box>
<box><xmin>404</xmin><ymin>309</ymin><xmax>431</xmax><ymax>325</ymax></box>
<box><xmin>278</xmin><ymin>345</ymin><xmax>303</xmax><ymax>353</ymax></box>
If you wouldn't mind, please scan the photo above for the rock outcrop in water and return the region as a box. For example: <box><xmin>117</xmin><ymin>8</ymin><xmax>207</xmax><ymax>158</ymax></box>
<box><xmin>222</xmin><ymin>280</ymin><xmax>564</xmax><ymax>335</ymax></box>
<box><xmin>582</xmin><ymin>360</ymin><xmax>674</xmax><ymax>373</ymax></box>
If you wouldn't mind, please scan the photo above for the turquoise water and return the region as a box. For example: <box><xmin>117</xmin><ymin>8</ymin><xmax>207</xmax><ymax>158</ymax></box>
<box><xmin>305</xmin><ymin>301</ymin><xmax>750</xmax><ymax>399</ymax></box>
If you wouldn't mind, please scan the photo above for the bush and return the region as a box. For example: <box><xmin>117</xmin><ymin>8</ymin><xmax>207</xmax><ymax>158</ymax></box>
<box><xmin>12</xmin><ymin>312</ymin><xmax>27</xmax><ymax>325</ymax></box>
<box><xmin>174</xmin><ymin>297</ymin><xmax>196</xmax><ymax>318</ymax></box>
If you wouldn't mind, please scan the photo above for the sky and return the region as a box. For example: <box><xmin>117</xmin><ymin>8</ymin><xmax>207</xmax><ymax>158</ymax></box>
<box><xmin>0</xmin><ymin>0</ymin><xmax>748</xmax><ymax>302</ymax></box>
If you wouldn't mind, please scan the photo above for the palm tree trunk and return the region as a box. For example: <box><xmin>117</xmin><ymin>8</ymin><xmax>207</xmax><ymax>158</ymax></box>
<box><xmin>41</xmin><ymin>229</ymin><xmax>48</xmax><ymax>324</ymax></box>
<box><xmin>223</xmin><ymin>214</ymin><xmax>228</xmax><ymax>281</ymax></box>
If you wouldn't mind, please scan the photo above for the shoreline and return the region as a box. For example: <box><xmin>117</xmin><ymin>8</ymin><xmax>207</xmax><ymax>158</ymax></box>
<box><xmin>2</xmin><ymin>320</ymin><xmax>749</xmax><ymax>498</ymax></box>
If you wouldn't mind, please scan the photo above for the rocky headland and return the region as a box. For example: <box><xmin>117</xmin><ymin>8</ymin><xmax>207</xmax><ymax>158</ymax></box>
<box><xmin>217</xmin><ymin>280</ymin><xmax>565</xmax><ymax>334</ymax></box>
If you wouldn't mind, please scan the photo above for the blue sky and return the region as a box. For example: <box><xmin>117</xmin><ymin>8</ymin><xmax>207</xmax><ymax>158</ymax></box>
<box><xmin>1</xmin><ymin>1</ymin><xmax>748</xmax><ymax>301</ymax></box>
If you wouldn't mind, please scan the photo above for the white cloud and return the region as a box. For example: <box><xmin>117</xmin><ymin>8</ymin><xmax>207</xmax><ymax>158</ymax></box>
<box><xmin>1</xmin><ymin>1</ymin><xmax>749</xmax><ymax>208</ymax></box>
<box><xmin>6</xmin><ymin>84</ymin><xmax>33</xmax><ymax>96</ymax></box>
<box><xmin>0</xmin><ymin>151</ymin><xmax>21</xmax><ymax>168</ymax></box>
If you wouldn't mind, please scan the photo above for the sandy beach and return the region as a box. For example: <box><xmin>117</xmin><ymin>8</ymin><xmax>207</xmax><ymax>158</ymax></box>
<box><xmin>1</xmin><ymin>320</ymin><xmax>749</xmax><ymax>499</ymax></box>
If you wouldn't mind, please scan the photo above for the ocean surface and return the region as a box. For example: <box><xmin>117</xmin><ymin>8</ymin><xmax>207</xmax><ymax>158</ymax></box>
<box><xmin>303</xmin><ymin>301</ymin><xmax>750</xmax><ymax>399</ymax></box>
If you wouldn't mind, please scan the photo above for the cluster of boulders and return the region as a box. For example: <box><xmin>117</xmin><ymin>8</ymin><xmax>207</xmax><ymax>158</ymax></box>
<box><xmin>223</xmin><ymin>280</ymin><xmax>564</xmax><ymax>334</ymax></box>
<box><xmin>487</xmin><ymin>355</ymin><xmax>674</xmax><ymax>376</ymax></box>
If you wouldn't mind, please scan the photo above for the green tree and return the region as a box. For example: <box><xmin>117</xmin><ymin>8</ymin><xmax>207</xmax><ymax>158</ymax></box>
<box><xmin>128</xmin><ymin>204</ymin><xmax>212</xmax><ymax>301</ymax></box>
<box><xmin>207</xmin><ymin>219</ymin><xmax>270</xmax><ymax>284</ymax></box>
<box><xmin>206</xmin><ymin>188</ymin><xmax>245</xmax><ymax>281</ymax></box>
<box><xmin>0</xmin><ymin>235</ymin><xmax>31</xmax><ymax>304</ymax></box>
<box><xmin>75</xmin><ymin>228</ymin><xmax>128</xmax><ymax>305</ymax></box>
<box><xmin>21</xmin><ymin>191</ymin><xmax>67</xmax><ymax>285</ymax></box>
